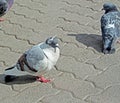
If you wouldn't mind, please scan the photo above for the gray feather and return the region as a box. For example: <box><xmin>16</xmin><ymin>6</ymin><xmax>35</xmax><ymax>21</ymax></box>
<box><xmin>25</xmin><ymin>45</ymin><xmax>45</xmax><ymax>69</ymax></box>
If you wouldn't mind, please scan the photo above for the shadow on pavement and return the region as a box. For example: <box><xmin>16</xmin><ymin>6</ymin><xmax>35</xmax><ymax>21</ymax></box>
<box><xmin>68</xmin><ymin>34</ymin><xmax>102</xmax><ymax>53</ymax></box>
<box><xmin>0</xmin><ymin>74</ymin><xmax>36</xmax><ymax>85</ymax></box>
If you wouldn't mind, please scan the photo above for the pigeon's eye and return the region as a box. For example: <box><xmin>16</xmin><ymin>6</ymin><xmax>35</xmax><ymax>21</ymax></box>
<box><xmin>49</xmin><ymin>37</ymin><xmax>52</xmax><ymax>39</ymax></box>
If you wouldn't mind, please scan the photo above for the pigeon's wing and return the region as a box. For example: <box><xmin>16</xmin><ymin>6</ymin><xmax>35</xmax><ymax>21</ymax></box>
<box><xmin>101</xmin><ymin>14</ymin><xmax>109</xmax><ymax>39</ymax></box>
<box><xmin>115</xmin><ymin>12</ymin><xmax>120</xmax><ymax>37</ymax></box>
<box><xmin>101</xmin><ymin>12</ymin><xmax>120</xmax><ymax>39</ymax></box>
<box><xmin>25</xmin><ymin>45</ymin><xmax>46</xmax><ymax>71</ymax></box>
<box><xmin>4</xmin><ymin>45</ymin><xmax>46</xmax><ymax>76</ymax></box>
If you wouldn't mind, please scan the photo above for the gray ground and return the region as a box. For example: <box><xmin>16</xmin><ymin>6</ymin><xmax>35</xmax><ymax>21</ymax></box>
<box><xmin>0</xmin><ymin>0</ymin><xmax>120</xmax><ymax>103</ymax></box>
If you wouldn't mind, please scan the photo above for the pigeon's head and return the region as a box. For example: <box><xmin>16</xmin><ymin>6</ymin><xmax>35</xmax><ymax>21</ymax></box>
<box><xmin>102</xmin><ymin>34</ymin><xmax>116</xmax><ymax>54</ymax></box>
<box><xmin>102</xmin><ymin>3</ymin><xmax>118</xmax><ymax>13</ymax></box>
<box><xmin>46</xmin><ymin>36</ymin><xmax>59</xmax><ymax>48</ymax></box>
<box><xmin>0</xmin><ymin>0</ymin><xmax>8</xmax><ymax>15</ymax></box>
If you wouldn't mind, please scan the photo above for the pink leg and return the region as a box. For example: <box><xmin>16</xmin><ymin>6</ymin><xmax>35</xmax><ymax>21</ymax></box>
<box><xmin>0</xmin><ymin>18</ymin><xmax>4</xmax><ymax>22</ymax></box>
<box><xmin>36</xmin><ymin>76</ymin><xmax>50</xmax><ymax>83</ymax></box>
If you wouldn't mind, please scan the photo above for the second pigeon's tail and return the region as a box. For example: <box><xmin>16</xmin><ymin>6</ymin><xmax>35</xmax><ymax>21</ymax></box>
<box><xmin>4</xmin><ymin>65</ymin><xmax>28</xmax><ymax>76</ymax></box>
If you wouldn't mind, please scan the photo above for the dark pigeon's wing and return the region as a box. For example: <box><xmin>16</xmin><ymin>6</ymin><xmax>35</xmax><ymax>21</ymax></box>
<box><xmin>101</xmin><ymin>15</ymin><xmax>106</xmax><ymax>35</ymax></box>
<box><xmin>25</xmin><ymin>45</ymin><xmax>45</xmax><ymax>69</ymax></box>
<box><xmin>101</xmin><ymin>12</ymin><xmax>120</xmax><ymax>38</ymax></box>
<box><xmin>115</xmin><ymin>12</ymin><xmax>120</xmax><ymax>37</ymax></box>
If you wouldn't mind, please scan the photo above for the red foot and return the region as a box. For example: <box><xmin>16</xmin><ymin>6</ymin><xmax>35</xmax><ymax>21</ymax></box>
<box><xmin>36</xmin><ymin>76</ymin><xmax>50</xmax><ymax>83</ymax></box>
<box><xmin>0</xmin><ymin>18</ymin><xmax>4</xmax><ymax>22</ymax></box>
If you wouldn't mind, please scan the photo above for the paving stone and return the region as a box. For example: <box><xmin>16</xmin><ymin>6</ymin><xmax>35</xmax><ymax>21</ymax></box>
<box><xmin>62</xmin><ymin>0</ymin><xmax>94</xmax><ymax>8</ymax></box>
<box><xmin>1</xmin><ymin>20</ymin><xmax>58</xmax><ymax>45</ymax></box>
<box><xmin>1</xmin><ymin>84</ymin><xmax>60</xmax><ymax>103</ymax></box>
<box><xmin>13</xmin><ymin>4</ymin><xmax>44</xmax><ymax>19</ymax></box>
<box><xmin>15</xmin><ymin>0</ymin><xmax>45</xmax><ymax>10</ymax></box>
<box><xmin>0</xmin><ymin>47</ymin><xmax>20</xmax><ymax>66</ymax></box>
<box><xmin>0</xmin><ymin>84</ymin><xmax>17</xmax><ymax>100</ymax></box>
<box><xmin>0</xmin><ymin>31</ymin><xmax>31</xmax><ymax>53</ymax></box>
<box><xmin>86</xmin><ymin>85</ymin><xmax>120</xmax><ymax>103</ymax></box>
<box><xmin>61</xmin><ymin>43</ymin><xmax>100</xmax><ymax>62</ymax></box>
<box><xmin>56</xmin><ymin>56</ymin><xmax>100</xmax><ymax>79</ymax></box>
<box><xmin>42</xmin><ymin>91</ymin><xmax>87</xmax><ymax>103</ymax></box>
<box><xmin>87</xmin><ymin>51</ymin><xmax>120</xmax><ymax>70</ymax></box>
<box><xmin>86</xmin><ymin>64</ymin><xmax>120</xmax><ymax>89</ymax></box>
<box><xmin>53</xmin><ymin>73</ymin><xmax>102</xmax><ymax>99</ymax></box>
<box><xmin>0</xmin><ymin>62</ymin><xmax>7</xmax><ymax>73</ymax></box>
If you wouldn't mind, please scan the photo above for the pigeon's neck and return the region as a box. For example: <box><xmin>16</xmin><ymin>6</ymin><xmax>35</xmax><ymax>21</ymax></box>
<box><xmin>43</xmin><ymin>47</ymin><xmax>60</xmax><ymax>64</ymax></box>
<box><xmin>105</xmin><ymin>9</ymin><xmax>118</xmax><ymax>14</ymax></box>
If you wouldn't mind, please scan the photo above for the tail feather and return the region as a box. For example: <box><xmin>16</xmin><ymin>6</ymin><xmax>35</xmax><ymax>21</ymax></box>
<box><xmin>5</xmin><ymin>66</ymin><xmax>15</xmax><ymax>71</ymax></box>
<box><xmin>4</xmin><ymin>66</ymin><xmax>29</xmax><ymax>76</ymax></box>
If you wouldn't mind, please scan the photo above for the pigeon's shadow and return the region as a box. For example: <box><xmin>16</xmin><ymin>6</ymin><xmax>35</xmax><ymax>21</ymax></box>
<box><xmin>68</xmin><ymin>34</ymin><xmax>102</xmax><ymax>52</ymax></box>
<box><xmin>0</xmin><ymin>74</ymin><xmax>36</xmax><ymax>85</ymax></box>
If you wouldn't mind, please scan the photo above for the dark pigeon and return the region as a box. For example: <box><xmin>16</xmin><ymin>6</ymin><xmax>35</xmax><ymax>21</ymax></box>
<box><xmin>0</xmin><ymin>0</ymin><xmax>14</xmax><ymax>21</ymax></box>
<box><xmin>101</xmin><ymin>2</ymin><xmax>120</xmax><ymax>54</ymax></box>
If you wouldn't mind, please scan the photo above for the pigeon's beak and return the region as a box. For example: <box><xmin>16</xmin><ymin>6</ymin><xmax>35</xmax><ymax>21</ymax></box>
<box><xmin>101</xmin><ymin>8</ymin><xmax>104</xmax><ymax>10</ymax></box>
<box><xmin>52</xmin><ymin>36</ymin><xmax>57</xmax><ymax>40</ymax></box>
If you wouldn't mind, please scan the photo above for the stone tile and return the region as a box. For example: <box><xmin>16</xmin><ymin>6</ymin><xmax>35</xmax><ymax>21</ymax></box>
<box><xmin>61</xmin><ymin>43</ymin><xmax>100</xmax><ymax>62</ymax></box>
<box><xmin>42</xmin><ymin>91</ymin><xmax>87</xmax><ymax>103</ymax></box>
<box><xmin>86</xmin><ymin>64</ymin><xmax>120</xmax><ymax>89</ymax></box>
<box><xmin>53</xmin><ymin>73</ymin><xmax>102</xmax><ymax>99</ymax></box>
<box><xmin>86</xmin><ymin>85</ymin><xmax>120</xmax><ymax>103</ymax></box>
<box><xmin>0</xmin><ymin>47</ymin><xmax>20</xmax><ymax>66</ymax></box>
<box><xmin>0</xmin><ymin>31</ymin><xmax>31</xmax><ymax>53</ymax></box>
<box><xmin>15</xmin><ymin>0</ymin><xmax>45</xmax><ymax>10</ymax></box>
<box><xmin>87</xmin><ymin>51</ymin><xmax>120</xmax><ymax>70</ymax></box>
<box><xmin>13</xmin><ymin>4</ymin><xmax>44</xmax><ymax>19</ymax></box>
<box><xmin>44</xmin><ymin>67</ymin><xmax>63</xmax><ymax>79</ymax></box>
<box><xmin>62</xmin><ymin>0</ymin><xmax>94</xmax><ymax>8</ymax></box>
<box><xmin>1</xmin><ymin>84</ymin><xmax>59</xmax><ymax>103</ymax></box>
<box><xmin>0</xmin><ymin>84</ymin><xmax>17</xmax><ymax>100</ymax></box>
<box><xmin>56</xmin><ymin>56</ymin><xmax>100</xmax><ymax>79</ymax></box>
<box><xmin>0</xmin><ymin>62</ymin><xmax>7</xmax><ymax>73</ymax></box>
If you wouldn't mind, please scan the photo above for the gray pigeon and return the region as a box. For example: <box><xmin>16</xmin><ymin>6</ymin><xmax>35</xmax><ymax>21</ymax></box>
<box><xmin>0</xmin><ymin>0</ymin><xmax>14</xmax><ymax>21</ymax></box>
<box><xmin>101</xmin><ymin>2</ymin><xmax>120</xmax><ymax>54</ymax></box>
<box><xmin>4</xmin><ymin>36</ymin><xmax>60</xmax><ymax>83</ymax></box>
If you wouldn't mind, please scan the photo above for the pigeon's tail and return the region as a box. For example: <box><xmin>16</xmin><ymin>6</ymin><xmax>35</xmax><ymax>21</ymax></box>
<box><xmin>4</xmin><ymin>66</ymin><xmax>28</xmax><ymax>76</ymax></box>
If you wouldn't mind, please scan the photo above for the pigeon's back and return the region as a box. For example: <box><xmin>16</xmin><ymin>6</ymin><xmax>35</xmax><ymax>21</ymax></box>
<box><xmin>101</xmin><ymin>11</ymin><xmax>120</xmax><ymax>38</ymax></box>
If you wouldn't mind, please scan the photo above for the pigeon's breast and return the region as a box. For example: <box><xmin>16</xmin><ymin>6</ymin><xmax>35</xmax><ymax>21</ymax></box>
<box><xmin>43</xmin><ymin>48</ymin><xmax>60</xmax><ymax>66</ymax></box>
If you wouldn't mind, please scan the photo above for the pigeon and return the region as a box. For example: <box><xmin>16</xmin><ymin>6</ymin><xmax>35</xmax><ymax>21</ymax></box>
<box><xmin>101</xmin><ymin>2</ymin><xmax>120</xmax><ymax>54</ymax></box>
<box><xmin>4</xmin><ymin>36</ymin><xmax>60</xmax><ymax>83</ymax></box>
<box><xmin>0</xmin><ymin>0</ymin><xmax>14</xmax><ymax>21</ymax></box>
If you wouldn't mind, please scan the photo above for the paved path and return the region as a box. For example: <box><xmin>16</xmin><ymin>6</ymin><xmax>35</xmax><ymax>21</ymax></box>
<box><xmin>0</xmin><ymin>0</ymin><xmax>120</xmax><ymax>103</ymax></box>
